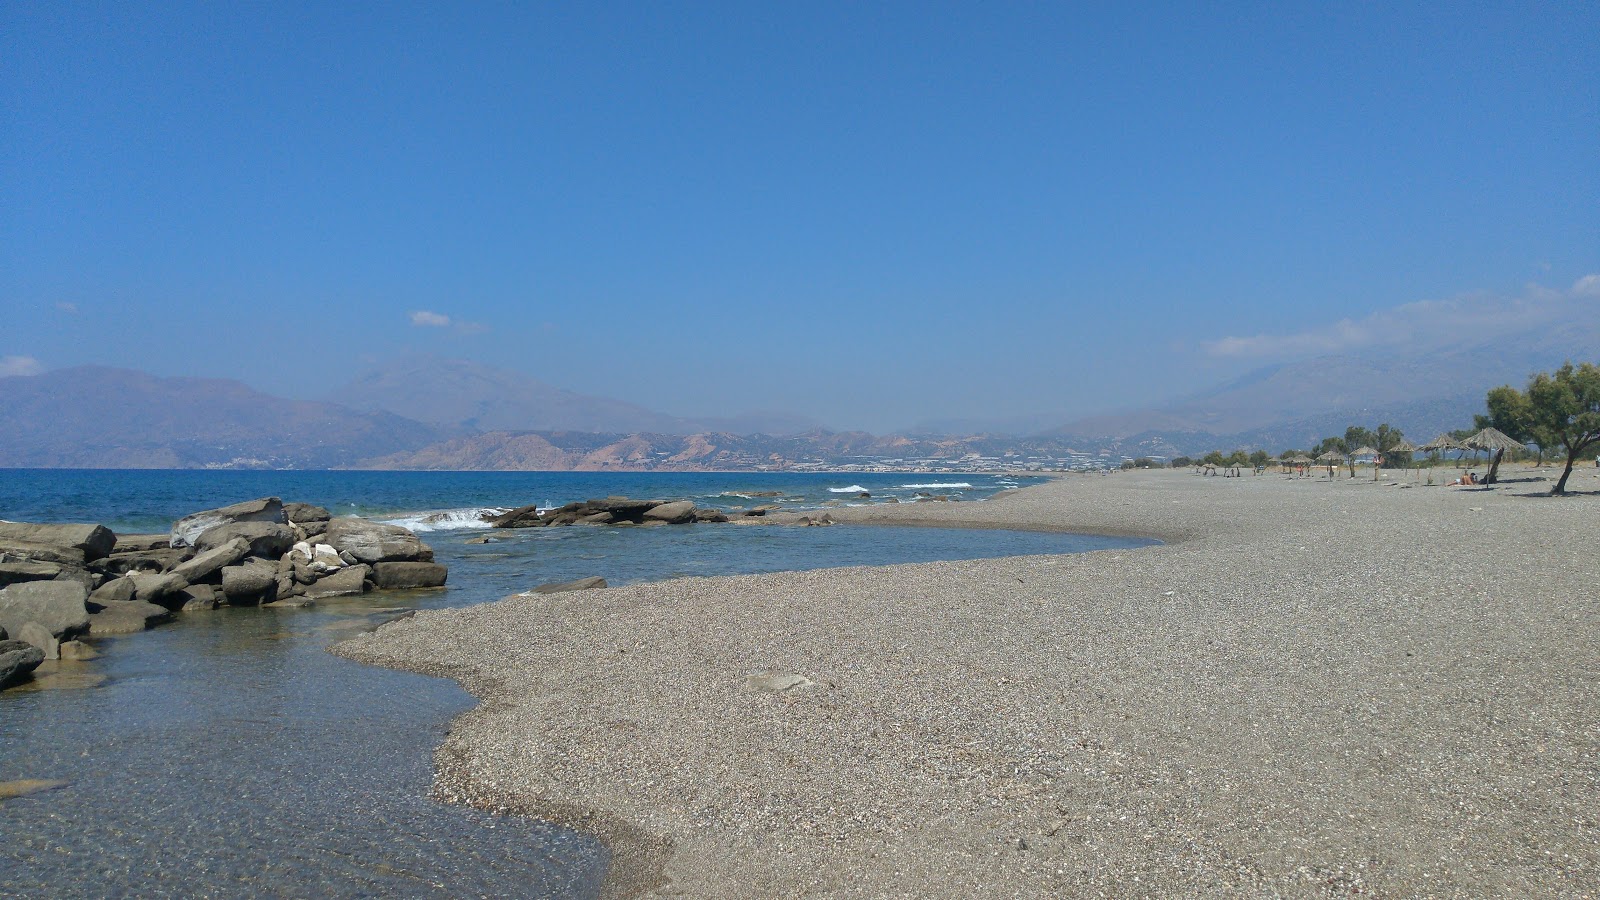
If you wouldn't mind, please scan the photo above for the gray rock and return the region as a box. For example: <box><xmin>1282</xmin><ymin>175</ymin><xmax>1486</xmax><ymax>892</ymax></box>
<box><xmin>464</xmin><ymin>535</ymin><xmax>496</xmax><ymax>544</ymax></box>
<box><xmin>370</xmin><ymin>561</ymin><xmax>448</xmax><ymax>590</ymax></box>
<box><xmin>304</xmin><ymin>564</ymin><xmax>371</xmax><ymax>598</ymax></box>
<box><xmin>88</xmin><ymin>576</ymin><xmax>138</xmax><ymax>605</ymax></box>
<box><xmin>112</xmin><ymin>533</ymin><xmax>171</xmax><ymax>552</ymax></box>
<box><xmin>58</xmin><ymin>639</ymin><xmax>99</xmax><ymax>660</ymax></box>
<box><xmin>692</xmin><ymin>509</ymin><xmax>730</xmax><ymax>523</ymax></box>
<box><xmin>127</xmin><ymin>572</ymin><xmax>189</xmax><ymax>606</ymax></box>
<box><xmin>0</xmin><ymin>560</ymin><xmax>63</xmax><ymax>588</ymax></box>
<box><xmin>283</xmin><ymin>502</ymin><xmax>332</xmax><ymax>524</ymax></box>
<box><xmin>0</xmin><ymin>538</ymin><xmax>87</xmax><ymax>567</ymax></box>
<box><xmin>643</xmin><ymin>500</ymin><xmax>698</xmax><ymax>524</ymax></box>
<box><xmin>0</xmin><ymin>580</ymin><xmax>90</xmax><ymax>640</ymax></box>
<box><xmin>179</xmin><ymin>585</ymin><xmax>219</xmax><ymax>611</ymax></box>
<box><xmin>576</xmin><ymin>511</ymin><xmax>615</xmax><ymax>525</ymax></box>
<box><xmin>94</xmin><ymin>547</ymin><xmax>189</xmax><ymax>576</ymax></box>
<box><xmin>88</xmin><ymin>599</ymin><xmax>171</xmax><ymax>635</ymax></box>
<box><xmin>170</xmin><ymin>497</ymin><xmax>285</xmax><ymax>548</ymax></box>
<box><xmin>194</xmin><ymin>522</ymin><xmax>296</xmax><ymax>559</ymax></box>
<box><xmin>528</xmin><ymin>576</ymin><xmax>608</xmax><ymax>595</ymax></box>
<box><xmin>17</xmin><ymin>621</ymin><xmax>59</xmax><ymax>659</ymax></box>
<box><xmin>0</xmin><ymin>522</ymin><xmax>116</xmax><ymax>561</ymax></box>
<box><xmin>0</xmin><ymin>640</ymin><xmax>46</xmax><ymax>688</ymax></box>
<box><xmin>170</xmin><ymin>538</ymin><xmax>250</xmax><ymax>584</ymax></box>
<box><xmin>322</xmin><ymin>518</ymin><xmax>430</xmax><ymax>564</ymax></box>
<box><xmin>220</xmin><ymin>561</ymin><xmax>278</xmax><ymax>606</ymax></box>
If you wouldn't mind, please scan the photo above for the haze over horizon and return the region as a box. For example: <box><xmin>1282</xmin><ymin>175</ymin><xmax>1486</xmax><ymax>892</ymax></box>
<box><xmin>4</xmin><ymin>4</ymin><xmax>1597</xmax><ymax>433</ymax></box>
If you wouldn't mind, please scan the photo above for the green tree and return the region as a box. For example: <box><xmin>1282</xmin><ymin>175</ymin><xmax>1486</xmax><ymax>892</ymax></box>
<box><xmin>1202</xmin><ymin>450</ymin><xmax>1225</xmax><ymax>467</ymax></box>
<box><xmin>1249</xmin><ymin>449</ymin><xmax>1270</xmax><ymax>468</ymax></box>
<box><xmin>1171</xmin><ymin>456</ymin><xmax>1193</xmax><ymax>468</ymax></box>
<box><xmin>1473</xmin><ymin>385</ymin><xmax>1534</xmax><ymax>483</ymax></box>
<box><xmin>1523</xmin><ymin>362</ymin><xmax>1600</xmax><ymax>494</ymax></box>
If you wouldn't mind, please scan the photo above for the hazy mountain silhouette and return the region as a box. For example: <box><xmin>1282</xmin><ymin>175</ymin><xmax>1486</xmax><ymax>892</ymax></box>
<box><xmin>328</xmin><ymin>355</ymin><xmax>820</xmax><ymax>437</ymax></box>
<box><xmin>0</xmin><ymin>366</ymin><xmax>440</xmax><ymax>468</ymax></box>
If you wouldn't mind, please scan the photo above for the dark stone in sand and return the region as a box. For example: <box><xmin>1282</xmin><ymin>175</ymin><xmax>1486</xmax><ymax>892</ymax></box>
<box><xmin>529</xmin><ymin>576</ymin><xmax>608</xmax><ymax>594</ymax></box>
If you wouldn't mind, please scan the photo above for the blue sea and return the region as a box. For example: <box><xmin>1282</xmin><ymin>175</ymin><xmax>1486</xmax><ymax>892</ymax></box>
<box><xmin>0</xmin><ymin>469</ymin><xmax>1150</xmax><ymax>897</ymax></box>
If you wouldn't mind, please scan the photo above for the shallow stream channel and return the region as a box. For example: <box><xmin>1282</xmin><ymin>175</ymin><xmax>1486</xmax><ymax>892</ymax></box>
<box><xmin>2</xmin><ymin>521</ymin><xmax>1152</xmax><ymax>897</ymax></box>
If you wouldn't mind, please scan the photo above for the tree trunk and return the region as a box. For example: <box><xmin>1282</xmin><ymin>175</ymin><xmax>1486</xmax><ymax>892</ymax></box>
<box><xmin>1485</xmin><ymin>448</ymin><xmax>1504</xmax><ymax>484</ymax></box>
<box><xmin>1552</xmin><ymin>449</ymin><xmax>1576</xmax><ymax>494</ymax></box>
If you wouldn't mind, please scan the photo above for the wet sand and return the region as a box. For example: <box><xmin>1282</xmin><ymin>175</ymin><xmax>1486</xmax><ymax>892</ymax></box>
<box><xmin>336</xmin><ymin>466</ymin><xmax>1600</xmax><ymax>897</ymax></box>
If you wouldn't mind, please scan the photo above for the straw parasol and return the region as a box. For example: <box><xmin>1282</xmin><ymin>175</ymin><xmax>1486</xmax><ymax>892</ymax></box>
<box><xmin>1315</xmin><ymin>449</ymin><xmax>1342</xmax><ymax>477</ymax></box>
<box><xmin>1465</xmin><ymin>426</ymin><xmax>1525</xmax><ymax>483</ymax></box>
<box><xmin>1388</xmin><ymin>438</ymin><xmax>1420</xmax><ymax>480</ymax></box>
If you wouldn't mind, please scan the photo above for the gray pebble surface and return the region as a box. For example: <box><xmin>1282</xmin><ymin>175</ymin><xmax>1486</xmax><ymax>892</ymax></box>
<box><xmin>335</xmin><ymin>467</ymin><xmax>1600</xmax><ymax>898</ymax></box>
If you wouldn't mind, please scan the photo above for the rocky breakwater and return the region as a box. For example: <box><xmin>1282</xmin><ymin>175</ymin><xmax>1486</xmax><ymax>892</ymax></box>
<box><xmin>0</xmin><ymin>497</ymin><xmax>443</xmax><ymax>691</ymax></box>
<box><xmin>490</xmin><ymin>497</ymin><xmax>732</xmax><ymax>528</ymax></box>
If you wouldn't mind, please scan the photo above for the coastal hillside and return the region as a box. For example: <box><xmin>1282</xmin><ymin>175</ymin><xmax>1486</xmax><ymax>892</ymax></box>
<box><xmin>329</xmin><ymin>355</ymin><xmax>820</xmax><ymax>437</ymax></box>
<box><xmin>0</xmin><ymin>366</ymin><xmax>441</xmax><ymax>468</ymax></box>
<box><xmin>1042</xmin><ymin>317</ymin><xmax>1600</xmax><ymax>450</ymax></box>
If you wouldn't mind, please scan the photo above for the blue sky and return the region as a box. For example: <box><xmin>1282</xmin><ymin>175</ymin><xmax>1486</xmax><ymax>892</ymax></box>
<box><xmin>3</xmin><ymin>3</ymin><xmax>1596</xmax><ymax>432</ymax></box>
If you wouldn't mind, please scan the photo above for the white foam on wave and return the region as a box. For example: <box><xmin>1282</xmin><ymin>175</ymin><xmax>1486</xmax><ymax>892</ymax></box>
<box><xmin>900</xmin><ymin>482</ymin><xmax>972</xmax><ymax>489</ymax></box>
<box><xmin>827</xmin><ymin>485</ymin><xmax>870</xmax><ymax>493</ymax></box>
<box><xmin>379</xmin><ymin>507</ymin><xmax>510</xmax><ymax>532</ymax></box>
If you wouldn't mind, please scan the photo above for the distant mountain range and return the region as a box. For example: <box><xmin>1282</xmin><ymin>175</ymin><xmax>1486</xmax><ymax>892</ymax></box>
<box><xmin>328</xmin><ymin>355</ymin><xmax>822</xmax><ymax>437</ymax></box>
<box><xmin>0</xmin><ymin>366</ymin><xmax>440</xmax><ymax>469</ymax></box>
<box><xmin>2</xmin><ymin>315</ymin><xmax>1594</xmax><ymax>470</ymax></box>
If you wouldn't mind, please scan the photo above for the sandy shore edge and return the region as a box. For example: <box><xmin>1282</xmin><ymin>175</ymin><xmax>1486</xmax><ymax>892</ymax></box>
<box><xmin>335</xmin><ymin>467</ymin><xmax>1599</xmax><ymax>897</ymax></box>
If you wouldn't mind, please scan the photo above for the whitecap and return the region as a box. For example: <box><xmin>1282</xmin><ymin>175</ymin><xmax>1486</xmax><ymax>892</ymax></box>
<box><xmin>827</xmin><ymin>485</ymin><xmax>870</xmax><ymax>493</ymax></box>
<box><xmin>899</xmin><ymin>482</ymin><xmax>973</xmax><ymax>489</ymax></box>
<box><xmin>378</xmin><ymin>507</ymin><xmax>510</xmax><ymax>533</ymax></box>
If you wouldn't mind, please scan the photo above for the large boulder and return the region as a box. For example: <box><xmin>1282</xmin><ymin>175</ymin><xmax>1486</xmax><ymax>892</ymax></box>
<box><xmin>370</xmin><ymin>562</ymin><xmax>448</xmax><ymax>590</ymax></box>
<box><xmin>0</xmin><ymin>640</ymin><xmax>45</xmax><ymax>689</ymax></box>
<box><xmin>170</xmin><ymin>498</ymin><xmax>285</xmax><ymax>548</ymax></box>
<box><xmin>220</xmin><ymin>560</ymin><xmax>278</xmax><ymax>606</ymax></box>
<box><xmin>170</xmin><ymin>538</ymin><xmax>250</xmax><ymax>584</ymax></box>
<box><xmin>283</xmin><ymin>502</ymin><xmax>331</xmax><ymax>525</ymax></box>
<box><xmin>0</xmin><ymin>560</ymin><xmax>62</xmax><ymax>588</ymax></box>
<box><xmin>88</xmin><ymin>576</ymin><xmax>138</xmax><ymax>605</ymax></box>
<box><xmin>490</xmin><ymin>504</ymin><xmax>545</xmax><ymax>528</ymax></box>
<box><xmin>0</xmin><ymin>580</ymin><xmax>90</xmax><ymax>640</ymax></box>
<box><xmin>304</xmin><ymin>564</ymin><xmax>370</xmax><ymax>598</ymax></box>
<box><xmin>195</xmin><ymin>522</ymin><xmax>296</xmax><ymax>559</ymax></box>
<box><xmin>0</xmin><ymin>522</ymin><xmax>116</xmax><ymax>561</ymax></box>
<box><xmin>642</xmin><ymin>500</ymin><xmax>697</xmax><ymax>524</ymax></box>
<box><xmin>321</xmin><ymin>518</ymin><xmax>431</xmax><ymax>564</ymax></box>
<box><xmin>88</xmin><ymin>599</ymin><xmax>171</xmax><ymax>635</ymax></box>
<box><xmin>17</xmin><ymin>621</ymin><xmax>59</xmax><ymax>659</ymax></box>
<box><xmin>0</xmin><ymin>538</ymin><xmax>86</xmax><ymax>567</ymax></box>
<box><xmin>93</xmin><ymin>548</ymin><xmax>189</xmax><ymax>577</ymax></box>
<box><xmin>127</xmin><ymin>572</ymin><xmax>189</xmax><ymax>606</ymax></box>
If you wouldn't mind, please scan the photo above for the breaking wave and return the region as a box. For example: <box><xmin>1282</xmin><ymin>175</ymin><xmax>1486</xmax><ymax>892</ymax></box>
<box><xmin>827</xmin><ymin>485</ymin><xmax>870</xmax><ymax>493</ymax></box>
<box><xmin>900</xmin><ymin>482</ymin><xmax>972</xmax><ymax>489</ymax></box>
<box><xmin>378</xmin><ymin>507</ymin><xmax>509</xmax><ymax>532</ymax></box>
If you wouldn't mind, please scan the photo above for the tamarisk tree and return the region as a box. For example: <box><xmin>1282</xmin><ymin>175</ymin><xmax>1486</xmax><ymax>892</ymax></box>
<box><xmin>1511</xmin><ymin>362</ymin><xmax>1600</xmax><ymax>495</ymax></box>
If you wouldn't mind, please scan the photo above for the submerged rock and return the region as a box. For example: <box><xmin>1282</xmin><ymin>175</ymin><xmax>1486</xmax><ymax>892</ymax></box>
<box><xmin>526</xmin><ymin>576</ymin><xmax>608</xmax><ymax>595</ymax></box>
<box><xmin>370</xmin><ymin>562</ymin><xmax>447</xmax><ymax>590</ymax></box>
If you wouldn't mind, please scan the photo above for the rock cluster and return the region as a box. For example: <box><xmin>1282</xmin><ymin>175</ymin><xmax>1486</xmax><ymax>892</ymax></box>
<box><xmin>0</xmin><ymin>497</ymin><xmax>442</xmax><ymax>690</ymax></box>
<box><xmin>491</xmin><ymin>497</ymin><xmax>732</xmax><ymax>528</ymax></box>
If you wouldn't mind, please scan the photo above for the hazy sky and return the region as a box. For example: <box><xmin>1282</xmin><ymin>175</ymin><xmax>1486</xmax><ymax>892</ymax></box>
<box><xmin>4</xmin><ymin>3</ymin><xmax>1597</xmax><ymax>432</ymax></box>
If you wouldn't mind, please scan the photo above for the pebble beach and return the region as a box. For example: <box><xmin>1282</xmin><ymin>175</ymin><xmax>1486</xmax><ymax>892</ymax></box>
<box><xmin>336</xmin><ymin>466</ymin><xmax>1600</xmax><ymax>898</ymax></box>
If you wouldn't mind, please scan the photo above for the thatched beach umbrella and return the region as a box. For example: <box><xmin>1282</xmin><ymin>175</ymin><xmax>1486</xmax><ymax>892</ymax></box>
<box><xmin>1315</xmin><ymin>449</ymin><xmax>1342</xmax><ymax>477</ymax></box>
<box><xmin>1388</xmin><ymin>438</ymin><xmax>1420</xmax><ymax>480</ymax></box>
<box><xmin>1351</xmin><ymin>446</ymin><xmax>1379</xmax><ymax>480</ymax></box>
<box><xmin>1465</xmin><ymin>426</ymin><xmax>1525</xmax><ymax>484</ymax></box>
